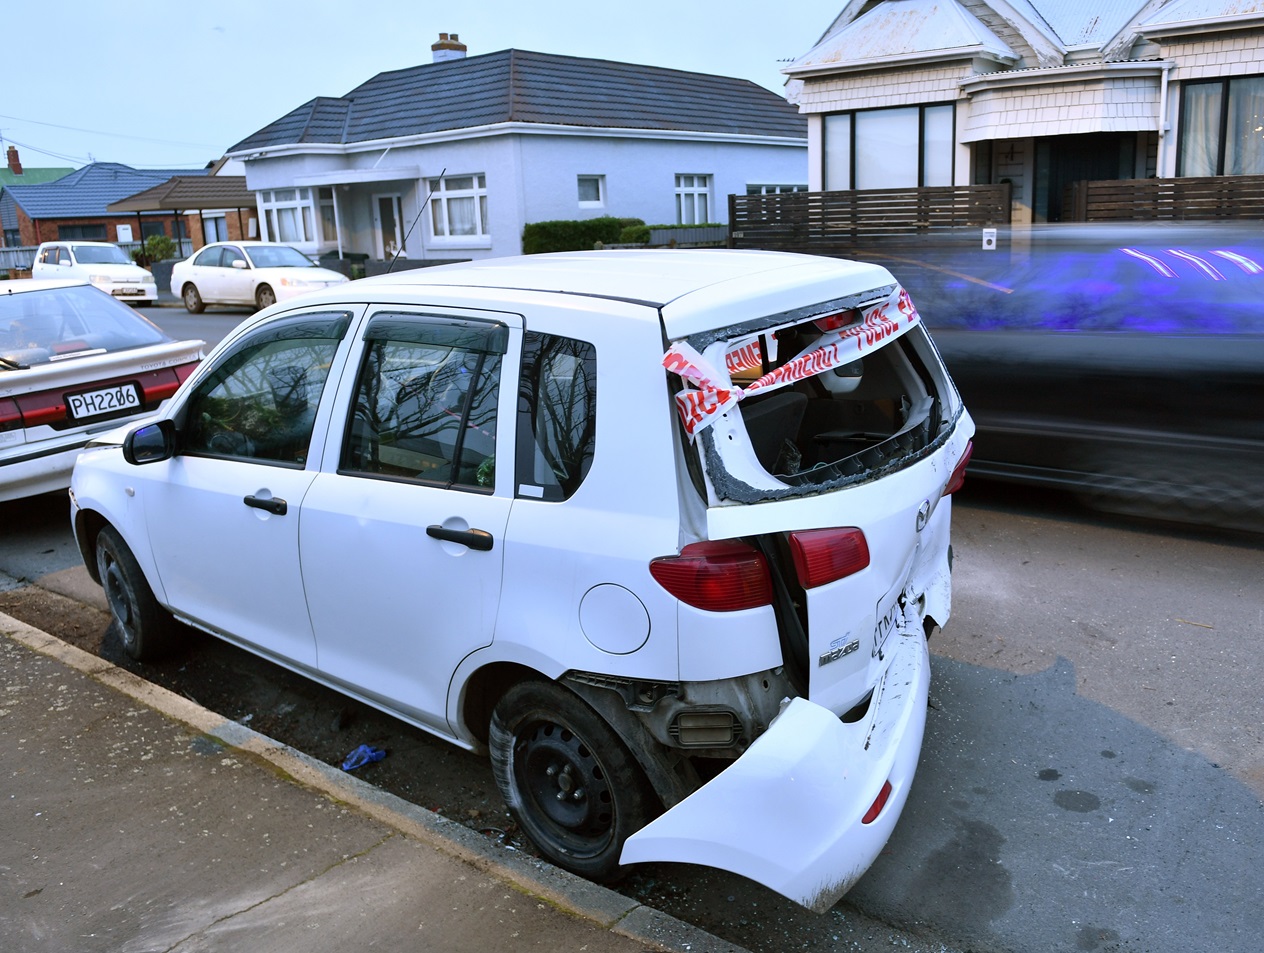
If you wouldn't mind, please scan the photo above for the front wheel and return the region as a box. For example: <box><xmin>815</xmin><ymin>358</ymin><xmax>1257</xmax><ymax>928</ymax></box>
<box><xmin>182</xmin><ymin>283</ymin><xmax>205</xmax><ymax>314</ymax></box>
<box><xmin>489</xmin><ymin>681</ymin><xmax>658</xmax><ymax>881</ymax></box>
<box><xmin>95</xmin><ymin>526</ymin><xmax>177</xmax><ymax>661</ymax></box>
<box><xmin>255</xmin><ymin>284</ymin><xmax>276</xmax><ymax>310</ymax></box>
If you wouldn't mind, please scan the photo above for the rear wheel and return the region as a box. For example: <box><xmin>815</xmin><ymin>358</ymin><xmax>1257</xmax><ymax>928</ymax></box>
<box><xmin>489</xmin><ymin>681</ymin><xmax>657</xmax><ymax>881</ymax></box>
<box><xmin>182</xmin><ymin>283</ymin><xmax>205</xmax><ymax>313</ymax></box>
<box><xmin>95</xmin><ymin>526</ymin><xmax>177</xmax><ymax>661</ymax></box>
<box><xmin>255</xmin><ymin>284</ymin><xmax>276</xmax><ymax>310</ymax></box>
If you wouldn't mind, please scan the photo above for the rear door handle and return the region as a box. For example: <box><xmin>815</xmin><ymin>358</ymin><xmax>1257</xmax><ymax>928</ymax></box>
<box><xmin>244</xmin><ymin>495</ymin><xmax>287</xmax><ymax>515</ymax></box>
<box><xmin>426</xmin><ymin>524</ymin><xmax>494</xmax><ymax>551</ymax></box>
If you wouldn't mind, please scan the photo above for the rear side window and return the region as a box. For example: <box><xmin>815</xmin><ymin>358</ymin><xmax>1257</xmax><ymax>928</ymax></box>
<box><xmin>341</xmin><ymin>313</ymin><xmax>507</xmax><ymax>492</ymax></box>
<box><xmin>515</xmin><ymin>331</ymin><xmax>597</xmax><ymax>501</ymax></box>
<box><xmin>182</xmin><ymin>311</ymin><xmax>350</xmax><ymax>466</ymax></box>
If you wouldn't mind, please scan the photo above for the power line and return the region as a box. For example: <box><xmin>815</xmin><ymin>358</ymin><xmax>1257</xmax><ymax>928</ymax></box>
<box><xmin>0</xmin><ymin>111</ymin><xmax>215</xmax><ymax>149</ymax></box>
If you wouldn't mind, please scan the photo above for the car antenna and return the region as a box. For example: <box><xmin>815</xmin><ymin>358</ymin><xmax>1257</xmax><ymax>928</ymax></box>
<box><xmin>387</xmin><ymin>168</ymin><xmax>445</xmax><ymax>275</ymax></box>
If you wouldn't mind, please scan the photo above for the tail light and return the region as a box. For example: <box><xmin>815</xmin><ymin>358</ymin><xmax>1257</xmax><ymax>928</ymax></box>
<box><xmin>650</xmin><ymin>540</ymin><xmax>772</xmax><ymax>612</ymax></box>
<box><xmin>812</xmin><ymin>308</ymin><xmax>860</xmax><ymax>332</ymax></box>
<box><xmin>943</xmin><ymin>440</ymin><xmax>973</xmax><ymax>496</ymax></box>
<box><xmin>788</xmin><ymin>527</ymin><xmax>869</xmax><ymax>589</ymax></box>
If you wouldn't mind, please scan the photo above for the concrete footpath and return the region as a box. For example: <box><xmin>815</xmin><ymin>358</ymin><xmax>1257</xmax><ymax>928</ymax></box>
<box><xmin>0</xmin><ymin>611</ymin><xmax>746</xmax><ymax>953</ymax></box>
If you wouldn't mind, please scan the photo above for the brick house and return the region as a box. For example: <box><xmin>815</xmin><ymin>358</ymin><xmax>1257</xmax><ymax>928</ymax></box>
<box><xmin>0</xmin><ymin>146</ymin><xmax>73</xmax><ymax>246</ymax></box>
<box><xmin>0</xmin><ymin>161</ymin><xmax>207</xmax><ymax>249</ymax></box>
<box><xmin>225</xmin><ymin>35</ymin><xmax>808</xmax><ymax>261</ymax></box>
<box><xmin>784</xmin><ymin>0</ymin><xmax>1264</xmax><ymax>223</ymax></box>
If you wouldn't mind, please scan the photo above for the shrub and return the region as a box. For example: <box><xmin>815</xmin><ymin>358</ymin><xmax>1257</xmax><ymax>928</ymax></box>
<box><xmin>522</xmin><ymin>217</ymin><xmax>644</xmax><ymax>254</ymax></box>
<box><xmin>132</xmin><ymin>234</ymin><xmax>178</xmax><ymax>265</ymax></box>
<box><xmin>619</xmin><ymin>224</ymin><xmax>650</xmax><ymax>244</ymax></box>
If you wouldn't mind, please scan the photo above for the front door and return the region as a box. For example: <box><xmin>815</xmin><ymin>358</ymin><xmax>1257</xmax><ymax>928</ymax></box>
<box><xmin>138</xmin><ymin>309</ymin><xmax>356</xmax><ymax>666</ymax></box>
<box><xmin>298</xmin><ymin>308</ymin><xmax>519</xmax><ymax>733</ymax></box>
<box><xmin>372</xmin><ymin>193</ymin><xmax>404</xmax><ymax>259</ymax></box>
<box><xmin>1034</xmin><ymin>133</ymin><xmax>1137</xmax><ymax>222</ymax></box>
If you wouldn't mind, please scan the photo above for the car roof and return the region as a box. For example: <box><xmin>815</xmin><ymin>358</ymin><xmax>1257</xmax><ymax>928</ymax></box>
<box><xmin>1</xmin><ymin>278</ymin><xmax>91</xmax><ymax>295</ymax></box>
<box><xmin>345</xmin><ymin>249</ymin><xmax>894</xmax><ymax>339</ymax></box>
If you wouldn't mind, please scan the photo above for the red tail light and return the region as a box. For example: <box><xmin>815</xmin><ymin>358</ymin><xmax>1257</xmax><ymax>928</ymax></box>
<box><xmin>788</xmin><ymin>527</ymin><xmax>870</xmax><ymax>589</ymax></box>
<box><xmin>943</xmin><ymin>440</ymin><xmax>973</xmax><ymax>496</ymax></box>
<box><xmin>862</xmin><ymin>780</ymin><xmax>893</xmax><ymax>824</ymax></box>
<box><xmin>812</xmin><ymin>309</ymin><xmax>860</xmax><ymax>332</ymax></box>
<box><xmin>650</xmin><ymin>540</ymin><xmax>772</xmax><ymax>612</ymax></box>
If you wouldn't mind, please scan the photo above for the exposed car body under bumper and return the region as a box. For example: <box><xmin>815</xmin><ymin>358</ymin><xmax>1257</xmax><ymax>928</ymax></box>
<box><xmin>620</xmin><ymin>621</ymin><xmax>930</xmax><ymax>912</ymax></box>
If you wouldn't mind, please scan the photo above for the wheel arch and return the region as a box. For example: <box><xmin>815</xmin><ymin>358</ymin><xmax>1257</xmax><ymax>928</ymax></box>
<box><xmin>73</xmin><ymin>507</ymin><xmax>109</xmax><ymax>586</ymax></box>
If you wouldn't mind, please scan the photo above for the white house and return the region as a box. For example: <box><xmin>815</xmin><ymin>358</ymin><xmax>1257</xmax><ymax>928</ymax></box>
<box><xmin>225</xmin><ymin>35</ymin><xmax>808</xmax><ymax>262</ymax></box>
<box><xmin>785</xmin><ymin>0</ymin><xmax>1264</xmax><ymax>223</ymax></box>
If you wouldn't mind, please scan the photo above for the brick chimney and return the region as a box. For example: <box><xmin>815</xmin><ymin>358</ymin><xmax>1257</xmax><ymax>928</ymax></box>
<box><xmin>431</xmin><ymin>33</ymin><xmax>467</xmax><ymax>63</ymax></box>
<box><xmin>6</xmin><ymin>146</ymin><xmax>21</xmax><ymax>176</ymax></box>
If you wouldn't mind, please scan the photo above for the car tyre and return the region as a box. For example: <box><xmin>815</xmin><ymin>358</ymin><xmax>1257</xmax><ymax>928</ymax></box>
<box><xmin>182</xmin><ymin>283</ymin><xmax>205</xmax><ymax>314</ymax></box>
<box><xmin>489</xmin><ymin>680</ymin><xmax>658</xmax><ymax>881</ymax></box>
<box><xmin>256</xmin><ymin>284</ymin><xmax>276</xmax><ymax>310</ymax></box>
<box><xmin>96</xmin><ymin>525</ymin><xmax>177</xmax><ymax>661</ymax></box>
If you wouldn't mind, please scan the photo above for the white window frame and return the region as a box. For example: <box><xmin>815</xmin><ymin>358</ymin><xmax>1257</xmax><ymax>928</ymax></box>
<box><xmin>746</xmin><ymin>184</ymin><xmax>808</xmax><ymax>195</ymax></box>
<box><xmin>675</xmin><ymin>174</ymin><xmax>712</xmax><ymax>225</ymax></box>
<box><xmin>578</xmin><ymin>175</ymin><xmax>606</xmax><ymax>208</ymax></box>
<box><xmin>259</xmin><ymin>188</ymin><xmax>319</xmax><ymax>246</ymax></box>
<box><xmin>427</xmin><ymin>173</ymin><xmax>490</xmax><ymax>246</ymax></box>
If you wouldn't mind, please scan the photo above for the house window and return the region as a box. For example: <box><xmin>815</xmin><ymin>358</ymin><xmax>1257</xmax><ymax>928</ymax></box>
<box><xmin>1179</xmin><ymin>75</ymin><xmax>1264</xmax><ymax>176</ymax></box>
<box><xmin>260</xmin><ymin>188</ymin><xmax>318</xmax><ymax>244</ymax></box>
<box><xmin>428</xmin><ymin>174</ymin><xmax>488</xmax><ymax>240</ymax></box>
<box><xmin>675</xmin><ymin>174</ymin><xmax>712</xmax><ymax>224</ymax></box>
<box><xmin>746</xmin><ymin>184</ymin><xmax>808</xmax><ymax>195</ymax></box>
<box><xmin>578</xmin><ymin>175</ymin><xmax>605</xmax><ymax>208</ymax></box>
<box><xmin>203</xmin><ymin>215</ymin><xmax>228</xmax><ymax>244</ymax></box>
<box><xmin>140</xmin><ymin>220</ymin><xmax>167</xmax><ymax>239</ymax></box>
<box><xmin>319</xmin><ymin>188</ymin><xmax>338</xmax><ymax>242</ymax></box>
<box><xmin>57</xmin><ymin>224</ymin><xmax>107</xmax><ymax>240</ymax></box>
<box><xmin>3</xmin><ymin>229</ymin><xmax>20</xmax><ymax>247</ymax></box>
<box><xmin>824</xmin><ymin>104</ymin><xmax>955</xmax><ymax>189</ymax></box>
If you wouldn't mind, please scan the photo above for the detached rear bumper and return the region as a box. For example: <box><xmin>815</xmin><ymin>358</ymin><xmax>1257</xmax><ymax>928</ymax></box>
<box><xmin>620</xmin><ymin>626</ymin><xmax>930</xmax><ymax>912</ymax></box>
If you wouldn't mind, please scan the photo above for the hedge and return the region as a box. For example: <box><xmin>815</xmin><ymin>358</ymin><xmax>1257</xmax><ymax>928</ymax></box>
<box><xmin>522</xmin><ymin>217</ymin><xmax>644</xmax><ymax>254</ymax></box>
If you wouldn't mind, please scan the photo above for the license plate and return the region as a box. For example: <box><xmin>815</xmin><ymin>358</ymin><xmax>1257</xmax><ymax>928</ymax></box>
<box><xmin>112</xmin><ymin>288</ymin><xmax>141</xmax><ymax>296</ymax></box>
<box><xmin>67</xmin><ymin>383</ymin><xmax>141</xmax><ymax>420</ymax></box>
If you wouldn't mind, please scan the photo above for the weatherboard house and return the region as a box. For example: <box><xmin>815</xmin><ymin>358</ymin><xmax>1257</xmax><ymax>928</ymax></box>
<box><xmin>787</xmin><ymin>0</ymin><xmax>1264</xmax><ymax>223</ymax></box>
<box><xmin>224</xmin><ymin>34</ymin><xmax>808</xmax><ymax>261</ymax></box>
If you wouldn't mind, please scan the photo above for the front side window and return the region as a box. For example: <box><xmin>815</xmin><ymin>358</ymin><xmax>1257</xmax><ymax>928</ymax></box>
<box><xmin>824</xmin><ymin>104</ymin><xmax>954</xmax><ymax>190</ymax></box>
<box><xmin>182</xmin><ymin>312</ymin><xmax>350</xmax><ymax>466</ymax></box>
<box><xmin>675</xmin><ymin>174</ymin><xmax>712</xmax><ymax>224</ymax></box>
<box><xmin>429</xmin><ymin>174</ymin><xmax>489</xmax><ymax>240</ymax></box>
<box><xmin>515</xmin><ymin>331</ymin><xmax>596</xmax><ymax>501</ymax></box>
<box><xmin>341</xmin><ymin>314</ymin><xmax>506</xmax><ymax>491</ymax></box>
<box><xmin>1179</xmin><ymin>75</ymin><xmax>1264</xmax><ymax>176</ymax></box>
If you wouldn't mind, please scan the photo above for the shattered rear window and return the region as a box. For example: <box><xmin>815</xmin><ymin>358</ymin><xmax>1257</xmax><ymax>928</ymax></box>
<box><xmin>663</xmin><ymin>283</ymin><xmax>961</xmax><ymax>504</ymax></box>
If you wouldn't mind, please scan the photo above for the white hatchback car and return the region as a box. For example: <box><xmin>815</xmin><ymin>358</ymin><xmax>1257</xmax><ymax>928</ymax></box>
<box><xmin>31</xmin><ymin>241</ymin><xmax>158</xmax><ymax>305</ymax></box>
<box><xmin>71</xmin><ymin>249</ymin><xmax>974</xmax><ymax>911</ymax></box>
<box><xmin>1</xmin><ymin>278</ymin><xmax>202</xmax><ymax>501</ymax></box>
<box><xmin>169</xmin><ymin>241</ymin><xmax>348</xmax><ymax>313</ymax></box>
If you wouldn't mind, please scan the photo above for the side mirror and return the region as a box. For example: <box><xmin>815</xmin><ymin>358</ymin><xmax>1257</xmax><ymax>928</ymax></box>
<box><xmin>123</xmin><ymin>419</ymin><xmax>176</xmax><ymax>465</ymax></box>
<box><xmin>231</xmin><ymin>258</ymin><xmax>248</xmax><ymax>270</ymax></box>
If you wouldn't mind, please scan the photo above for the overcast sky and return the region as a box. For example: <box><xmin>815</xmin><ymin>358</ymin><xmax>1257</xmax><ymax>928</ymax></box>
<box><xmin>2</xmin><ymin>0</ymin><xmax>842</xmax><ymax>171</ymax></box>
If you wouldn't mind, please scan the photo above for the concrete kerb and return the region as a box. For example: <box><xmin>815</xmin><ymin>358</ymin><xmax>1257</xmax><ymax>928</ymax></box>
<box><xmin>1</xmin><ymin>610</ymin><xmax>749</xmax><ymax>953</ymax></box>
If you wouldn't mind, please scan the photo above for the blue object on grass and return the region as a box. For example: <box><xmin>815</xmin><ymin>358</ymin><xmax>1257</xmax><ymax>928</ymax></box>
<box><xmin>341</xmin><ymin>744</ymin><xmax>386</xmax><ymax>771</ymax></box>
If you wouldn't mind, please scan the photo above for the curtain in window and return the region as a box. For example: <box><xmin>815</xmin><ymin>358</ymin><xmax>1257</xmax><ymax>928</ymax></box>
<box><xmin>1225</xmin><ymin>76</ymin><xmax>1264</xmax><ymax>175</ymax></box>
<box><xmin>1181</xmin><ymin>82</ymin><xmax>1222</xmax><ymax>177</ymax></box>
<box><xmin>855</xmin><ymin>108</ymin><xmax>919</xmax><ymax>189</ymax></box>
<box><xmin>922</xmin><ymin>105</ymin><xmax>954</xmax><ymax>187</ymax></box>
<box><xmin>447</xmin><ymin>196</ymin><xmax>477</xmax><ymax>235</ymax></box>
<box><xmin>823</xmin><ymin>114</ymin><xmax>852</xmax><ymax>190</ymax></box>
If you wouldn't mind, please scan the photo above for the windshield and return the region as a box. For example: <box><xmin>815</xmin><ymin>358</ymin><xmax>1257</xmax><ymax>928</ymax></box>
<box><xmin>0</xmin><ymin>284</ymin><xmax>169</xmax><ymax>368</ymax></box>
<box><xmin>72</xmin><ymin>244</ymin><xmax>133</xmax><ymax>265</ymax></box>
<box><xmin>245</xmin><ymin>245</ymin><xmax>317</xmax><ymax>269</ymax></box>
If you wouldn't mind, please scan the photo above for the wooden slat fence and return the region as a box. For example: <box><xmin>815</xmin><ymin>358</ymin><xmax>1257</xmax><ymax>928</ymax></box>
<box><xmin>728</xmin><ymin>184</ymin><xmax>1011</xmax><ymax>254</ymax></box>
<box><xmin>1065</xmin><ymin>175</ymin><xmax>1264</xmax><ymax>221</ymax></box>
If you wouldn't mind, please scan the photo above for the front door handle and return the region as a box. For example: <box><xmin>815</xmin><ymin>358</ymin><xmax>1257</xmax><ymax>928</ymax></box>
<box><xmin>244</xmin><ymin>495</ymin><xmax>287</xmax><ymax>515</ymax></box>
<box><xmin>426</xmin><ymin>524</ymin><xmax>494</xmax><ymax>551</ymax></box>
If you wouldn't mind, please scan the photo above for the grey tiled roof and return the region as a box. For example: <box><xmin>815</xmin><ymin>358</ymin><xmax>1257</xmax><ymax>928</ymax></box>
<box><xmin>4</xmin><ymin>162</ymin><xmax>209</xmax><ymax>218</ymax></box>
<box><xmin>230</xmin><ymin>49</ymin><xmax>806</xmax><ymax>152</ymax></box>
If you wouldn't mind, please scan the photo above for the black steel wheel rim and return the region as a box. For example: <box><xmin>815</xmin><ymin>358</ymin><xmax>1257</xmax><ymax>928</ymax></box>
<box><xmin>514</xmin><ymin>719</ymin><xmax>615</xmax><ymax>855</ymax></box>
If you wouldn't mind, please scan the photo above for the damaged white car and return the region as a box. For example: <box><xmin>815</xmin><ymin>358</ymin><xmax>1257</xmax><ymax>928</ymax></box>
<box><xmin>69</xmin><ymin>249</ymin><xmax>974</xmax><ymax>911</ymax></box>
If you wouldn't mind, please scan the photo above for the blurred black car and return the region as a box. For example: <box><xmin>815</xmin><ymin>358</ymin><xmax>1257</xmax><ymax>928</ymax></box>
<box><xmin>877</xmin><ymin>224</ymin><xmax>1264</xmax><ymax>532</ymax></box>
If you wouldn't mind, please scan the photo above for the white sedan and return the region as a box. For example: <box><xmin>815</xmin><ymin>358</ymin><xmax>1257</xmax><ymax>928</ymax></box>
<box><xmin>170</xmin><ymin>241</ymin><xmax>348</xmax><ymax>313</ymax></box>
